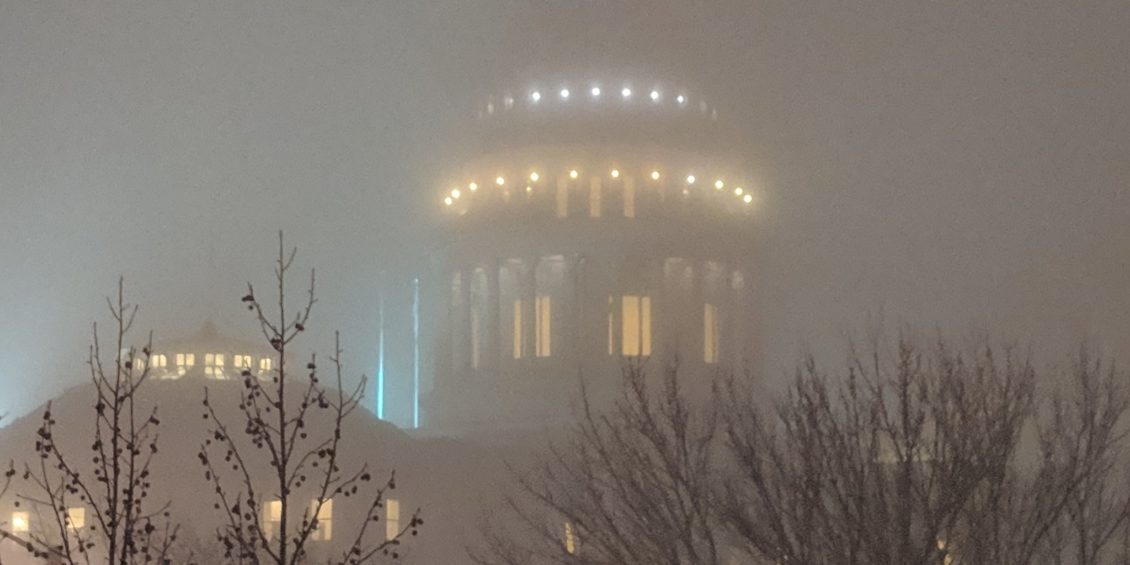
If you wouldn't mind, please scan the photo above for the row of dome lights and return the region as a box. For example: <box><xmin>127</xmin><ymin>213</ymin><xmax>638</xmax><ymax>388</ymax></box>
<box><xmin>442</xmin><ymin>169</ymin><xmax>755</xmax><ymax>205</ymax></box>
<box><xmin>528</xmin><ymin>86</ymin><xmax>686</xmax><ymax>105</ymax></box>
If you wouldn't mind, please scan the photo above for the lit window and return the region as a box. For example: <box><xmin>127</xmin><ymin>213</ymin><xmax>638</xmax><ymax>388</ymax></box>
<box><xmin>152</xmin><ymin>354</ymin><xmax>167</xmax><ymax>368</ymax></box>
<box><xmin>535</xmin><ymin>296</ymin><xmax>551</xmax><ymax>358</ymax></box>
<box><xmin>621</xmin><ymin>296</ymin><xmax>652</xmax><ymax>357</ymax></box>
<box><xmin>67</xmin><ymin>507</ymin><xmax>85</xmax><ymax>530</ymax></box>
<box><xmin>512</xmin><ymin>299</ymin><xmax>525</xmax><ymax>359</ymax></box>
<box><xmin>589</xmin><ymin>178</ymin><xmax>602</xmax><ymax>218</ymax></box>
<box><xmin>263</xmin><ymin>499</ymin><xmax>282</xmax><ymax>540</ymax></box>
<box><xmin>259</xmin><ymin>357</ymin><xmax>273</xmax><ymax>374</ymax></box>
<box><xmin>385</xmin><ymin>499</ymin><xmax>400</xmax><ymax>541</ymax></box>
<box><xmin>204</xmin><ymin>353</ymin><xmax>225</xmax><ymax>379</ymax></box>
<box><xmin>233</xmin><ymin>355</ymin><xmax>252</xmax><ymax>370</ymax></box>
<box><xmin>11</xmin><ymin>511</ymin><xmax>28</xmax><ymax>533</ymax></box>
<box><xmin>176</xmin><ymin>353</ymin><xmax>195</xmax><ymax>376</ymax></box>
<box><xmin>607</xmin><ymin>297</ymin><xmax>615</xmax><ymax>356</ymax></box>
<box><xmin>564</xmin><ymin>521</ymin><xmax>578</xmax><ymax>554</ymax></box>
<box><xmin>310</xmin><ymin>499</ymin><xmax>333</xmax><ymax>541</ymax></box>
<box><xmin>704</xmin><ymin>304</ymin><xmax>720</xmax><ymax>364</ymax></box>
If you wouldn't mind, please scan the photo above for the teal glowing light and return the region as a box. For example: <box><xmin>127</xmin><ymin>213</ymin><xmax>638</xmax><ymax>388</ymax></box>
<box><xmin>376</xmin><ymin>290</ymin><xmax>385</xmax><ymax>420</ymax></box>
<box><xmin>412</xmin><ymin>277</ymin><xmax>421</xmax><ymax>429</ymax></box>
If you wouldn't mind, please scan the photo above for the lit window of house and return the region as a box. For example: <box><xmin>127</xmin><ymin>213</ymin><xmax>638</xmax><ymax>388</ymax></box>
<box><xmin>176</xmin><ymin>353</ymin><xmax>195</xmax><ymax>376</ymax></box>
<box><xmin>309</xmin><ymin>499</ymin><xmax>333</xmax><ymax>541</ymax></box>
<box><xmin>564</xmin><ymin>521</ymin><xmax>578</xmax><ymax>555</ymax></box>
<box><xmin>621</xmin><ymin>295</ymin><xmax>652</xmax><ymax>357</ymax></box>
<box><xmin>385</xmin><ymin>498</ymin><xmax>400</xmax><ymax>541</ymax></box>
<box><xmin>233</xmin><ymin>355</ymin><xmax>252</xmax><ymax>371</ymax></box>
<box><xmin>262</xmin><ymin>500</ymin><xmax>282</xmax><ymax>540</ymax></box>
<box><xmin>67</xmin><ymin>507</ymin><xmax>85</xmax><ymax>530</ymax></box>
<box><xmin>152</xmin><ymin>354</ymin><xmax>167</xmax><ymax>369</ymax></box>
<box><xmin>704</xmin><ymin>303</ymin><xmax>720</xmax><ymax>364</ymax></box>
<box><xmin>11</xmin><ymin>511</ymin><xmax>28</xmax><ymax>534</ymax></box>
<box><xmin>204</xmin><ymin>353</ymin><xmax>226</xmax><ymax>378</ymax></box>
<box><xmin>535</xmin><ymin>296</ymin><xmax>551</xmax><ymax>358</ymax></box>
<box><xmin>259</xmin><ymin>357</ymin><xmax>273</xmax><ymax>374</ymax></box>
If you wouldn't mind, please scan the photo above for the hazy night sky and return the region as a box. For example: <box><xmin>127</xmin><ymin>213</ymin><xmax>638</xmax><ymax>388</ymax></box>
<box><xmin>1</xmin><ymin>0</ymin><xmax>1127</xmax><ymax>419</ymax></box>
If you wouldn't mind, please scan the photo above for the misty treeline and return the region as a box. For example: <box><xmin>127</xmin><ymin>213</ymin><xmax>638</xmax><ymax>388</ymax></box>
<box><xmin>0</xmin><ymin>234</ymin><xmax>420</xmax><ymax>564</ymax></box>
<box><xmin>475</xmin><ymin>337</ymin><xmax>1130</xmax><ymax>565</ymax></box>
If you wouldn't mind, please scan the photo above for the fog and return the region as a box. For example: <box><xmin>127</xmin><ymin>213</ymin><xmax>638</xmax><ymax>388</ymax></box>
<box><xmin>2</xmin><ymin>0</ymin><xmax>1128</xmax><ymax>420</ymax></box>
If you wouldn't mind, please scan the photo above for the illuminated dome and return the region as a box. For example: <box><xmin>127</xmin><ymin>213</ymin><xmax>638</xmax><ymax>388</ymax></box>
<box><xmin>424</xmin><ymin>74</ymin><xmax>759</xmax><ymax>433</ymax></box>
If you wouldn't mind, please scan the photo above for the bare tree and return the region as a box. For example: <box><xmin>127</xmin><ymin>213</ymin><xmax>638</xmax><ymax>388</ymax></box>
<box><xmin>720</xmin><ymin>336</ymin><xmax>1037</xmax><ymax>565</ymax></box>
<box><xmin>473</xmin><ymin>362</ymin><xmax>724</xmax><ymax>565</ymax></box>
<box><xmin>957</xmin><ymin>347</ymin><xmax>1130</xmax><ymax>565</ymax></box>
<box><xmin>8</xmin><ymin>279</ymin><xmax>178</xmax><ymax>564</ymax></box>
<box><xmin>198</xmin><ymin>233</ymin><xmax>420</xmax><ymax>565</ymax></box>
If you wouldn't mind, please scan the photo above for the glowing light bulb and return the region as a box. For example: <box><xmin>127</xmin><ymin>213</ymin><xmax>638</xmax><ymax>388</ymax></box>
<box><xmin>469</xmin><ymin>182</ymin><xmax>478</xmax><ymax>192</ymax></box>
<box><xmin>591</xmin><ymin>86</ymin><xmax>601</xmax><ymax>98</ymax></box>
<box><xmin>650</xmin><ymin>170</ymin><xmax>661</xmax><ymax>181</ymax></box>
<box><xmin>559</xmin><ymin>88</ymin><xmax>570</xmax><ymax>100</ymax></box>
<box><xmin>621</xmin><ymin>87</ymin><xmax>632</xmax><ymax>99</ymax></box>
<box><xmin>682</xmin><ymin>188</ymin><xmax>690</xmax><ymax>196</ymax></box>
<box><xmin>569</xmin><ymin>169</ymin><xmax>579</xmax><ymax>179</ymax></box>
<box><xmin>676</xmin><ymin>95</ymin><xmax>686</xmax><ymax>105</ymax></box>
<box><xmin>529</xmin><ymin>172</ymin><xmax>540</xmax><ymax>182</ymax></box>
<box><xmin>610</xmin><ymin>169</ymin><xmax>620</xmax><ymax>179</ymax></box>
<box><xmin>451</xmin><ymin>188</ymin><xmax>461</xmax><ymax>199</ymax></box>
<box><xmin>525</xmin><ymin>185</ymin><xmax>532</xmax><ymax>193</ymax></box>
<box><xmin>531</xmin><ymin>91</ymin><xmax>541</xmax><ymax>102</ymax></box>
<box><xmin>743</xmin><ymin>194</ymin><xmax>754</xmax><ymax>204</ymax></box>
<box><xmin>714</xmin><ymin>180</ymin><xmax>724</xmax><ymax>190</ymax></box>
<box><xmin>495</xmin><ymin>176</ymin><xmax>505</xmax><ymax>186</ymax></box>
<box><xmin>650</xmin><ymin>90</ymin><xmax>660</xmax><ymax>101</ymax></box>
<box><xmin>734</xmin><ymin>187</ymin><xmax>744</xmax><ymax>196</ymax></box>
<box><xmin>686</xmin><ymin>175</ymin><xmax>696</xmax><ymax>184</ymax></box>
<box><xmin>444</xmin><ymin>197</ymin><xmax>453</xmax><ymax>206</ymax></box>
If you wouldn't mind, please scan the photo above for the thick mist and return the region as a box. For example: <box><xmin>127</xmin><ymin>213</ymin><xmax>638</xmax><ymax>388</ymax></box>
<box><xmin>1</xmin><ymin>0</ymin><xmax>1127</xmax><ymax>420</ymax></box>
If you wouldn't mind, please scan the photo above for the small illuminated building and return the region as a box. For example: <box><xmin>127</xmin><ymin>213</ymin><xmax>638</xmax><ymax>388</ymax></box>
<box><xmin>425</xmin><ymin>77</ymin><xmax>759</xmax><ymax>432</ymax></box>
<box><xmin>144</xmin><ymin>320</ymin><xmax>276</xmax><ymax>381</ymax></box>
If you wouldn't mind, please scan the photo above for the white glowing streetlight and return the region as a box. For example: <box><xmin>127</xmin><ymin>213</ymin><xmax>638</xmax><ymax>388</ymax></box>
<box><xmin>621</xmin><ymin>87</ymin><xmax>632</xmax><ymax>99</ymax></box>
<box><xmin>569</xmin><ymin>169</ymin><xmax>579</xmax><ymax>179</ymax></box>
<box><xmin>451</xmin><ymin>188</ymin><xmax>461</xmax><ymax>199</ymax></box>
<box><xmin>650</xmin><ymin>170</ymin><xmax>661</xmax><ymax>181</ymax></box>
<box><xmin>559</xmin><ymin>88</ymin><xmax>570</xmax><ymax>100</ymax></box>
<box><xmin>469</xmin><ymin>182</ymin><xmax>478</xmax><ymax>192</ymax></box>
<box><xmin>529</xmin><ymin>172</ymin><xmax>540</xmax><ymax>182</ymax></box>
<box><xmin>531</xmin><ymin>91</ymin><xmax>542</xmax><ymax>102</ymax></box>
<box><xmin>650</xmin><ymin>90</ymin><xmax>660</xmax><ymax>102</ymax></box>
<box><xmin>591</xmin><ymin>86</ymin><xmax>601</xmax><ymax>98</ymax></box>
<box><xmin>676</xmin><ymin>95</ymin><xmax>686</xmax><ymax>105</ymax></box>
<box><xmin>686</xmin><ymin>174</ymin><xmax>696</xmax><ymax>184</ymax></box>
<box><xmin>743</xmin><ymin>194</ymin><xmax>754</xmax><ymax>204</ymax></box>
<box><xmin>714</xmin><ymin>180</ymin><xmax>725</xmax><ymax>190</ymax></box>
<box><xmin>495</xmin><ymin>176</ymin><xmax>505</xmax><ymax>186</ymax></box>
<box><xmin>444</xmin><ymin>196</ymin><xmax>453</xmax><ymax>206</ymax></box>
<box><xmin>734</xmin><ymin>187</ymin><xmax>744</xmax><ymax>196</ymax></box>
<box><xmin>610</xmin><ymin>169</ymin><xmax>621</xmax><ymax>179</ymax></box>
